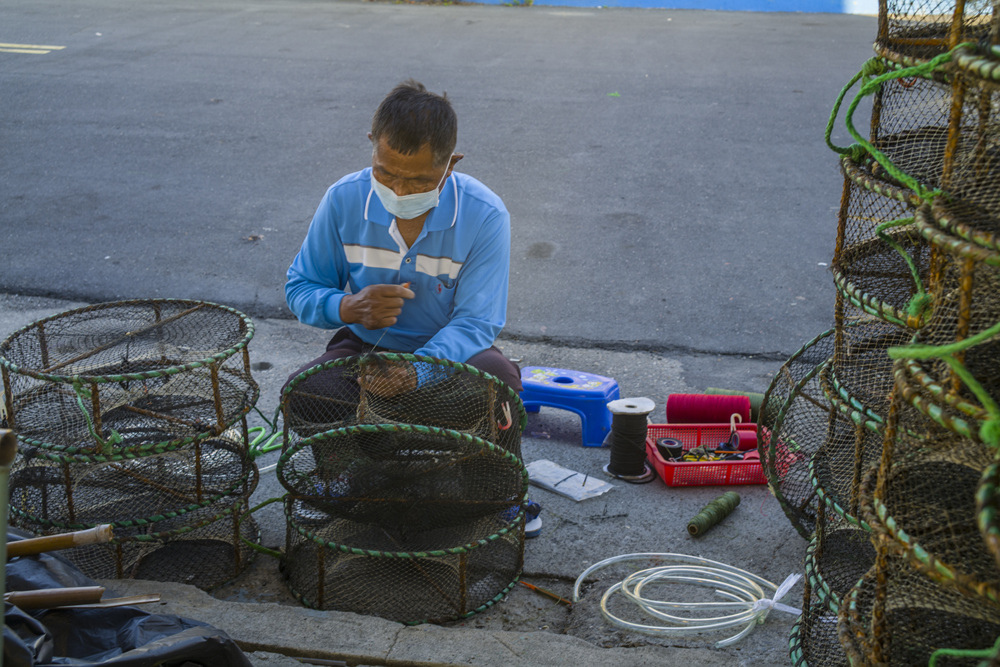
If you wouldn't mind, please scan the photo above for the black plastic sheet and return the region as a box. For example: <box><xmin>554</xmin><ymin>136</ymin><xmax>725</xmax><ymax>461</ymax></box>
<box><xmin>4</xmin><ymin>531</ymin><xmax>252</xmax><ymax>666</ymax></box>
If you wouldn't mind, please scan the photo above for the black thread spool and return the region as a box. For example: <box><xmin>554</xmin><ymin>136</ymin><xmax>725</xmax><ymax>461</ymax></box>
<box><xmin>603</xmin><ymin>397</ymin><xmax>655</xmax><ymax>483</ymax></box>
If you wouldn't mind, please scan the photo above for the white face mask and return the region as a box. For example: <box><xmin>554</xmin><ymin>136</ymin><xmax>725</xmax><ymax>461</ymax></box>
<box><xmin>371</xmin><ymin>163</ymin><xmax>450</xmax><ymax>220</ymax></box>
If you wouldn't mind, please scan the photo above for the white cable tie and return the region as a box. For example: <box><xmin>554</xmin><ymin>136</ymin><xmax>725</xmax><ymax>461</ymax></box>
<box><xmin>751</xmin><ymin>573</ymin><xmax>802</xmax><ymax>617</ymax></box>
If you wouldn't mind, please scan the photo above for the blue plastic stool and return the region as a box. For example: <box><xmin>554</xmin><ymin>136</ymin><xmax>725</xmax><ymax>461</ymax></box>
<box><xmin>520</xmin><ymin>367</ymin><xmax>620</xmax><ymax>447</ymax></box>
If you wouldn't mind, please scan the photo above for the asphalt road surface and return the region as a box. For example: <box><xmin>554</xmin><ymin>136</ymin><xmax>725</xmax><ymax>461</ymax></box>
<box><xmin>1</xmin><ymin>0</ymin><xmax>877</xmax><ymax>359</ymax></box>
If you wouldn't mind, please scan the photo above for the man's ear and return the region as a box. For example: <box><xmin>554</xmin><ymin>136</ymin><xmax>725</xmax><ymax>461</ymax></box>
<box><xmin>449</xmin><ymin>153</ymin><xmax>465</xmax><ymax>171</ymax></box>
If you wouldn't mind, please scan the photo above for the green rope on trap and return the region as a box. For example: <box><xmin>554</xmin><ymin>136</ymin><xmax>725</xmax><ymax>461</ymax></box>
<box><xmin>825</xmin><ymin>57</ymin><xmax>887</xmax><ymax>157</ymax></box>
<box><xmin>928</xmin><ymin>634</ymin><xmax>1000</xmax><ymax>666</ymax></box>
<box><xmin>841</xmin><ymin>46</ymin><xmax>973</xmax><ymax>203</ymax></box>
<box><xmin>238</xmin><ymin>495</ymin><xmax>286</xmax><ymax>559</ymax></box>
<box><xmin>70</xmin><ymin>377</ymin><xmax>122</xmax><ymax>454</ymax></box>
<box><xmin>687</xmin><ymin>491</ymin><xmax>741</xmax><ymax>537</ymax></box>
<box><xmin>889</xmin><ymin>320</ymin><xmax>1000</xmax><ymax>447</ymax></box>
<box><xmin>874</xmin><ymin>215</ymin><xmax>933</xmax><ymax>321</ymax></box>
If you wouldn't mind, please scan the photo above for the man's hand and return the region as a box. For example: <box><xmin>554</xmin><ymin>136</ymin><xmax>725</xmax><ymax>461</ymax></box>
<box><xmin>340</xmin><ymin>283</ymin><xmax>415</xmax><ymax>330</ymax></box>
<box><xmin>359</xmin><ymin>361</ymin><xmax>417</xmax><ymax>397</ymax></box>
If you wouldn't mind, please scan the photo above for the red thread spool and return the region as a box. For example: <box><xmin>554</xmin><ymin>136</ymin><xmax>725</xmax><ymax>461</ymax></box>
<box><xmin>665</xmin><ymin>394</ymin><xmax>751</xmax><ymax>425</ymax></box>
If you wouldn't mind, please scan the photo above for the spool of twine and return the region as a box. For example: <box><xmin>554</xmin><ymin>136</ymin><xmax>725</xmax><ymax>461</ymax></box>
<box><xmin>666</xmin><ymin>394</ymin><xmax>751</xmax><ymax>424</ymax></box>
<box><xmin>687</xmin><ymin>491</ymin><xmax>741</xmax><ymax>537</ymax></box>
<box><xmin>605</xmin><ymin>397</ymin><xmax>655</xmax><ymax>483</ymax></box>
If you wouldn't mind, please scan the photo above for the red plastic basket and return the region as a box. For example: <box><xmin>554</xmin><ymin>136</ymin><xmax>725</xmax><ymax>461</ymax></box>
<box><xmin>645</xmin><ymin>423</ymin><xmax>766</xmax><ymax>487</ymax></box>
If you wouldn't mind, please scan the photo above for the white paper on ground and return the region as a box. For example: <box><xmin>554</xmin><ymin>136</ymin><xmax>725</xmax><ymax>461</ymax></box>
<box><xmin>526</xmin><ymin>459</ymin><xmax>615</xmax><ymax>501</ymax></box>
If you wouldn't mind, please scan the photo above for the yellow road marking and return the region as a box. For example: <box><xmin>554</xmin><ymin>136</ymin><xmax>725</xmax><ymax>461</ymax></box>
<box><xmin>0</xmin><ymin>42</ymin><xmax>66</xmax><ymax>55</ymax></box>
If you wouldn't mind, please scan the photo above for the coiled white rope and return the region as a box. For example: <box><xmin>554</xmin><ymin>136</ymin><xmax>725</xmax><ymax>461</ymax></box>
<box><xmin>572</xmin><ymin>553</ymin><xmax>802</xmax><ymax>648</ymax></box>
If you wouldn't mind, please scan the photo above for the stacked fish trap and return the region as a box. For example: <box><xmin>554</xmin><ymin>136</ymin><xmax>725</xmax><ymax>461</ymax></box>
<box><xmin>0</xmin><ymin>300</ymin><xmax>260</xmax><ymax>589</ymax></box>
<box><xmin>278</xmin><ymin>353</ymin><xmax>528</xmax><ymax>623</ymax></box>
<box><xmin>759</xmin><ymin>2</ymin><xmax>1000</xmax><ymax>664</ymax></box>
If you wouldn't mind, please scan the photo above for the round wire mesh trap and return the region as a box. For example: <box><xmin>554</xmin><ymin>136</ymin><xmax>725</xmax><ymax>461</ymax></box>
<box><xmin>833</xmin><ymin>154</ymin><xmax>929</xmax><ymax>329</ymax></box>
<box><xmin>938</xmin><ymin>44</ymin><xmax>1000</xmax><ymax>234</ymax></box>
<box><xmin>864</xmin><ymin>67</ymin><xmax>955</xmax><ymax>189</ymax></box>
<box><xmin>18</xmin><ymin>488</ymin><xmax>260</xmax><ymax>590</ymax></box>
<box><xmin>789</xmin><ymin>601</ymin><xmax>849</xmax><ymax>667</ymax></box>
<box><xmin>8</xmin><ymin>430</ymin><xmax>255</xmax><ymax>532</ymax></box>
<box><xmin>890</xmin><ymin>205</ymin><xmax>1000</xmax><ymax>441</ymax></box>
<box><xmin>281</xmin><ymin>353</ymin><xmax>525</xmax><ymax>460</ymax></box>
<box><xmin>832</xmin><ymin>296</ymin><xmax>914</xmax><ymax>423</ymax></box>
<box><xmin>807</xmin><ymin>514</ymin><xmax>876</xmax><ymax>614</ymax></box>
<box><xmin>810</xmin><ymin>378</ymin><xmax>884</xmax><ymax>525</ymax></box>
<box><xmin>865</xmin><ymin>395</ymin><xmax>1000</xmax><ymax>604</ymax></box>
<box><xmin>874</xmin><ymin>1</ymin><xmax>997</xmax><ymax>66</ymax></box>
<box><xmin>838</xmin><ymin>550</ymin><xmax>1000</xmax><ymax>666</ymax></box>
<box><xmin>0</xmin><ymin>299</ymin><xmax>258</xmax><ymax>455</ymax></box>
<box><xmin>281</xmin><ymin>496</ymin><xmax>524</xmax><ymax>623</ymax></box>
<box><xmin>759</xmin><ymin>330</ymin><xmax>840</xmax><ymax>539</ymax></box>
<box><xmin>978</xmin><ymin>457</ymin><xmax>1000</xmax><ymax>574</ymax></box>
<box><xmin>278</xmin><ymin>424</ymin><xmax>528</xmax><ymax>532</ymax></box>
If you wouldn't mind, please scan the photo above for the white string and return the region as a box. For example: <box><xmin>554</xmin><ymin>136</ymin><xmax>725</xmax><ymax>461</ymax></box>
<box><xmin>572</xmin><ymin>553</ymin><xmax>802</xmax><ymax>648</ymax></box>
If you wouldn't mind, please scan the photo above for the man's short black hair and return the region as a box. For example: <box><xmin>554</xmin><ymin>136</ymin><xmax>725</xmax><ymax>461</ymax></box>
<box><xmin>371</xmin><ymin>80</ymin><xmax>457</xmax><ymax>167</ymax></box>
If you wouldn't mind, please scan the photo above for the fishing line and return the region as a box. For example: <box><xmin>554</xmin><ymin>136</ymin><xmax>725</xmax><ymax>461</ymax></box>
<box><xmin>604</xmin><ymin>397</ymin><xmax>655</xmax><ymax>483</ymax></box>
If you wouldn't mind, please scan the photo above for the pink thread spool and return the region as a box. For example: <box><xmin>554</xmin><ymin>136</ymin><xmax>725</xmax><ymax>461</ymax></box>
<box><xmin>665</xmin><ymin>394</ymin><xmax>751</xmax><ymax>425</ymax></box>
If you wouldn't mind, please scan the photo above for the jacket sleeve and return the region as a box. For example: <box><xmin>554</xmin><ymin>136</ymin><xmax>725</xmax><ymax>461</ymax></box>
<box><xmin>284</xmin><ymin>188</ymin><xmax>351</xmax><ymax>329</ymax></box>
<box><xmin>413</xmin><ymin>206</ymin><xmax>510</xmax><ymax>364</ymax></box>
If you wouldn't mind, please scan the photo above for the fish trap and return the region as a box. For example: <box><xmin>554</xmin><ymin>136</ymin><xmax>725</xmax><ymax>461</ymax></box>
<box><xmin>807</xmin><ymin>513</ymin><xmax>876</xmax><ymax>615</ymax></box>
<box><xmin>14</xmin><ymin>478</ymin><xmax>259</xmax><ymax>590</ymax></box>
<box><xmin>938</xmin><ymin>43</ymin><xmax>1000</xmax><ymax>230</ymax></box>
<box><xmin>839</xmin><ymin>549</ymin><xmax>1000</xmax><ymax>666</ymax></box>
<box><xmin>8</xmin><ymin>429</ymin><xmax>254</xmax><ymax>532</ymax></box>
<box><xmin>892</xmin><ymin>202</ymin><xmax>1000</xmax><ymax>441</ymax></box>
<box><xmin>790</xmin><ymin>602</ymin><xmax>847</xmax><ymax>667</ymax></box>
<box><xmin>277</xmin><ymin>424</ymin><xmax>527</xmax><ymax>531</ymax></box>
<box><xmin>833</xmin><ymin>154</ymin><xmax>928</xmax><ymax>329</ymax></box>
<box><xmin>794</xmin><ymin>513</ymin><xmax>873</xmax><ymax>667</ymax></box>
<box><xmin>278</xmin><ymin>425</ymin><xmax>526</xmax><ymax>622</ymax></box>
<box><xmin>832</xmin><ymin>296</ymin><xmax>913</xmax><ymax>422</ymax></box>
<box><xmin>759</xmin><ymin>330</ymin><xmax>840</xmax><ymax>538</ymax></box>
<box><xmin>875</xmin><ymin>0</ymin><xmax>998</xmax><ymax>66</ymax></box>
<box><xmin>281</xmin><ymin>353</ymin><xmax>525</xmax><ymax>460</ymax></box>
<box><xmin>864</xmin><ymin>391</ymin><xmax>1000</xmax><ymax>603</ymax></box>
<box><xmin>808</xmin><ymin>394</ymin><xmax>884</xmax><ymax>526</ymax></box>
<box><xmin>0</xmin><ymin>299</ymin><xmax>258</xmax><ymax>455</ymax></box>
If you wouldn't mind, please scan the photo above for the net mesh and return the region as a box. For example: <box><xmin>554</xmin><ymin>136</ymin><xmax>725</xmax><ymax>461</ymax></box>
<box><xmin>876</xmin><ymin>1</ymin><xmax>997</xmax><ymax>65</ymax></box>
<box><xmin>783</xmin><ymin>16</ymin><xmax>1000</xmax><ymax>665</ymax></box>
<box><xmin>839</xmin><ymin>549</ymin><xmax>1000</xmax><ymax>665</ymax></box>
<box><xmin>895</xmin><ymin>202</ymin><xmax>1000</xmax><ymax>441</ymax></box>
<box><xmin>867</xmin><ymin>389</ymin><xmax>1000</xmax><ymax>603</ymax></box>
<box><xmin>869</xmin><ymin>66</ymin><xmax>954</xmax><ymax>190</ymax></box>
<box><xmin>759</xmin><ymin>329</ymin><xmax>839</xmax><ymax>537</ymax></box>
<box><xmin>790</xmin><ymin>602</ymin><xmax>849</xmax><ymax>667</ymax></box>
<box><xmin>278</xmin><ymin>424</ymin><xmax>526</xmax><ymax>622</ymax></box>
<box><xmin>281</xmin><ymin>353</ymin><xmax>524</xmax><ymax>460</ymax></box>
<box><xmin>0</xmin><ymin>299</ymin><xmax>258</xmax><ymax>455</ymax></box>
<box><xmin>833</xmin><ymin>154</ymin><xmax>928</xmax><ymax>328</ymax></box>
<box><xmin>0</xmin><ymin>300</ymin><xmax>261</xmax><ymax>589</ymax></box>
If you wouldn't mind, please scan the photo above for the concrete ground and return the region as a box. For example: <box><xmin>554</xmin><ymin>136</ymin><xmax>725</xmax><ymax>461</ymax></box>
<box><xmin>0</xmin><ymin>293</ymin><xmax>806</xmax><ymax>666</ymax></box>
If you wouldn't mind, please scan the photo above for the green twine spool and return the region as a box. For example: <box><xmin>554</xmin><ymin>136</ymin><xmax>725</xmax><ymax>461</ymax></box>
<box><xmin>687</xmin><ymin>491</ymin><xmax>741</xmax><ymax>537</ymax></box>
